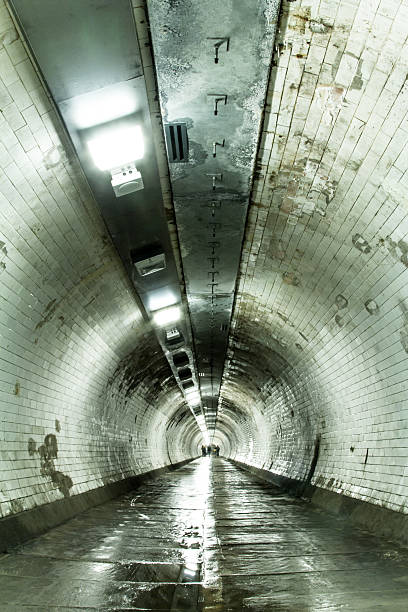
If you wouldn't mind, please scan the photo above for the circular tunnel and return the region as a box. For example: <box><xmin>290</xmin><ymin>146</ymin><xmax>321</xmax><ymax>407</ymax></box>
<box><xmin>0</xmin><ymin>0</ymin><xmax>407</xmax><ymax>535</ymax></box>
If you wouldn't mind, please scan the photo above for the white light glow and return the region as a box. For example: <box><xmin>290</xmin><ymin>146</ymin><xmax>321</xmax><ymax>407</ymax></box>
<box><xmin>148</xmin><ymin>289</ymin><xmax>177</xmax><ymax>312</ymax></box>
<box><xmin>87</xmin><ymin>125</ymin><xmax>144</xmax><ymax>171</ymax></box>
<box><xmin>186</xmin><ymin>391</ymin><xmax>200</xmax><ymax>403</ymax></box>
<box><xmin>72</xmin><ymin>89</ymin><xmax>137</xmax><ymax>129</ymax></box>
<box><xmin>124</xmin><ymin>312</ymin><xmax>140</xmax><ymax>327</ymax></box>
<box><xmin>152</xmin><ymin>305</ymin><xmax>181</xmax><ymax>327</ymax></box>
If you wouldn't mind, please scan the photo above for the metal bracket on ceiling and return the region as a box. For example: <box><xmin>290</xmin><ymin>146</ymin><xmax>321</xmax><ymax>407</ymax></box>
<box><xmin>208</xmin><ymin>256</ymin><xmax>220</xmax><ymax>268</ymax></box>
<box><xmin>208</xmin><ymin>241</ymin><xmax>220</xmax><ymax>255</ymax></box>
<box><xmin>208</xmin><ymin>222</ymin><xmax>221</xmax><ymax>237</ymax></box>
<box><xmin>207</xmin><ymin>94</ymin><xmax>228</xmax><ymax>116</ymax></box>
<box><xmin>202</xmin><ymin>201</ymin><xmax>222</xmax><ymax>218</ymax></box>
<box><xmin>206</xmin><ymin>37</ymin><xmax>230</xmax><ymax>64</ymax></box>
<box><xmin>213</xmin><ymin>139</ymin><xmax>225</xmax><ymax>157</ymax></box>
<box><xmin>206</xmin><ymin>173</ymin><xmax>223</xmax><ymax>191</ymax></box>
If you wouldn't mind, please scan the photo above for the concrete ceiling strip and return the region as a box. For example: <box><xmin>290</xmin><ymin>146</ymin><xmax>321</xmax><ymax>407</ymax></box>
<box><xmin>147</xmin><ymin>0</ymin><xmax>280</xmax><ymax>435</ymax></box>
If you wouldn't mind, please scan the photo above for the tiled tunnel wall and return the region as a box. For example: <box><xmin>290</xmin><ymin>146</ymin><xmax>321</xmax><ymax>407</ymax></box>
<box><xmin>218</xmin><ymin>0</ymin><xmax>408</xmax><ymax>516</ymax></box>
<box><xmin>1</xmin><ymin>0</ymin><xmax>408</xmax><ymax>528</ymax></box>
<box><xmin>0</xmin><ymin>1</ymin><xmax>199</xmax><ymax>521</ymax></box>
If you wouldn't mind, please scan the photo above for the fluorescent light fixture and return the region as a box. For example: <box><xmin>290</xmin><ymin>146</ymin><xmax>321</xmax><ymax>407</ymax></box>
<box><xmin>152</xmin><ymin>305</ymin><xmax>181</xmax><ymax>327</ymax></box>
<box><xmin>87</xmin><ymin>125</ymin><xmax>144</xmax><ymax>171</ymax></box>
<box><xmin>187</xmin><ymin>393</ymin><xmax>200</xmax><ymax>405</ymax></box>
<box><xmin>148</xmin><ymin>289</ymin><xmax>177</xmax><ymax>312</ymax></box>
<box><xmin>188</xmin><ymin>399</ymin><xmax>200</xmax><ymax>406</ymax></box>
<box><xmin>187</xmin><ymin>394</ymin><xmax>200</xmax><ymax>401</ymax></box>
<box><xmin>186</xmin><ymin>389</ymin><xmax>201</xmax><ymax>402</ymax></box>
<box><xmin>134</xmin><ymin>253</ymin><xmax>166</xmax><ymax>277</ymax></box>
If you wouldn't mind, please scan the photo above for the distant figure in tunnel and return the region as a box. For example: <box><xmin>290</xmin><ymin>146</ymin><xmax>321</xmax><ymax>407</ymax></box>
<box><xmin>207</xmin><ymin>444</ymin><xmax>212</xmax><ymax>456</ymax></box>
<box><xmin>215</xmin><ymin>445</ymin><xmax>220</xmax><ymax>457</ymax></box>
<box><xmin>201</xmin><ymin>445</ymin><xmax>206</xmax><ymax>456</ymax></box>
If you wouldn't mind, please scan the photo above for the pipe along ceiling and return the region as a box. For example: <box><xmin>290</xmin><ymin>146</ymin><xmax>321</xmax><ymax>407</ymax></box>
<box><xmin>0</xmin><ymin>0</ymin><xmax>407</xmax><ymax>520</ymax></box>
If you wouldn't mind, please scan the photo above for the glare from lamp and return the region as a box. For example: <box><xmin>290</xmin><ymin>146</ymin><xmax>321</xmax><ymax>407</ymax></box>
<box><xmin>148</xmin><ymin>289</ymin><xmax>177</xmax><ymax>312</ymax></box>
<box><xmin>152</xmin><ymin>305</ymin><xmax>181</xmax><ymax>327</ymax></box>
<box><xmin>187</xmin><ymin>395</ymin><xmax>200</xmax><ymax>406</ymax></box>
<box><xmin>187</xmin><ymin>391</ymin><xmax>200</xmax><ymax>399</ymax></box>
<box><xmin>87</xmin><ymin>125</ymin><xmax>144</xmax><ymax>171</ymax></box>
<box><xmin>72</xmin><ymin>88</ymin><xmax>137</xmax><ymax>129</ymax></box>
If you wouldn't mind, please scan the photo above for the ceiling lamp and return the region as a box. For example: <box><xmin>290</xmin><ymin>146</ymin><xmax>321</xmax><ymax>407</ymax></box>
<box><xmin>186</xmin><ymin>391</ymin><xmax>200</xmax><ymax>405</ymax></box>
<box><xmin>87</xmin><ymin>125</ymin><xmax>144</xmax><ymax>170</ymax></box>
<box><xmin>87</xmin><ymin>125</ymin><xmax>144</xmax><ymax>197</ymax></box>
<box><xmin>132</xmin><ymin>252</ymin><xmax>166</xmax><ymax>277</ymax></box>
<box><xmin>152</xmin><ymin>305</ymin><xmax>181</xmax><ymax>327</ymax></box>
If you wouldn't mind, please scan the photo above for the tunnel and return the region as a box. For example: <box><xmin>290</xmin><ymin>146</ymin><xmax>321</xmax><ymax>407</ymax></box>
<box><xmin>1</xmin><ymin>0</ymin><xmax>408</xmax><ymax>609</ymax></box>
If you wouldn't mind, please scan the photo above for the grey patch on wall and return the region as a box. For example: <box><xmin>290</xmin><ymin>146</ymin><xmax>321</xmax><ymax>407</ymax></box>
<box><xmin>170</xmin><ymin>164</ymin><xmax>188</xmax><ymax>181</ymax></box>
<box><xmin>0</xmin><ymin>27</ymin><xmax>18</xmax><ymax>45</ymax></box>
<box><xmin>385</xmin><ymin>236</ymin><xmax>408</xmax><ymax>268</ymax></box>
<box><xmin>365</xmin><ymin>299</ymin><xmax>379</xmax><ymax>315</ymax></box>
<box><xmin>352</xmin><ymin>234</ymin><xmax>371</xmax><ymax>254</ymax></box>
<box><xmin>282</xmin><ymin>271</ymin><xmax>300</xmax><ymax>286</ymax></box>
<box><xmin>9</xmin><ymin>499</ymin><xmax>24</xmax><ymax>514</ymax></box>
<box><xmin>335</xmin><ymin>312</ymin><xmax>352</xmax><ymax>328</ymax></box>
<box><xmin>55</xmin><ymin>419</ymin><xmax>61</xmax><ymax>432</ymax></box>
<box><xmin>335</xmin><ymin>294</ymin><xmax>348</xmax><ymax>309</ymax></box>
<box><xmin>399</xmin><ymin>302</ymin><xmax>408</xmax><ymax>353</ymax></box>
<box><xmin>27</xmin><ymin>438</ymin><xmax>37</xmax><ymax>456</ymax></box>
<box><xmin>28</xmin><ymin>433</ymin><xmax>73</xmax><ymax>498</ymax></box>
<box><xmin>309</xmin><ymin>19</ymin><xmax>332</xmax><ymax>33</ymax></box>
<box><xmin>187</xmin><ymin>140</ymin><xmax>208</xmax><ymax>166</ymax></box>
<box><xmin>35</xmin><ymin>298</ymin><xmax>58</xmax><ymax>331</ymax></box>
<box><xmin>43</xmin><ymin>144</ymin><xmax>70</xmax><ymax>169</ymax></box>
<box><xmin>350</xmin><ymin>59</ymin><xmax>363</xmax><ymax>90</ymax></box>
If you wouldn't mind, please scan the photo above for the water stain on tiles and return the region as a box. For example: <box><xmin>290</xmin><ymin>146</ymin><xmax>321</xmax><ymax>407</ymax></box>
<box><xmin>399</xmin><ymin>302</ymin><xmax>408</xmax><ymax>353</ymax></box>
<box><xmin>365</xmin><ymin>299</ymin><xmax>379</xmax><ymax>315</ymax></box>
<box><xmin>385</xmin><ymin>236</ymin><xmax>408</xmax><ymax>268</ymax></box>
<box><xmin>35</xmin><ymin>298</ymin><xmax>57</xmax><ymax>330</ymax></box>
<box><xmin>27</xmin><ymin>433</ymin><xmax>73</xmax><ymax>498</ymax></box>
<box><xmin>352</xmin><ymin>233</ymin><xmax>371</xmax><ymax>254</ymax></box>
<box><xmin>335</xmin><ymin>294</ymin><xmax>348</xmax><ymax>309</ymax></box>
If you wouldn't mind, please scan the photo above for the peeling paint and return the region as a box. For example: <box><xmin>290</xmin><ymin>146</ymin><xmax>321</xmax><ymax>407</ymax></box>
<box><xmin>316</xmin><ymin>85</ymin><xmax>345</xmax><ymax>125</ymax></box>
<box><xmin>352</xmin><ymin>234</ymin><xmax>371</xmax><ymax>254</ymax></box>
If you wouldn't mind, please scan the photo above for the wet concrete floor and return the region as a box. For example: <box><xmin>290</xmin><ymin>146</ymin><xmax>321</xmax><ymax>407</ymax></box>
<box><xmin>0</xmin><ymin>458</ymin><xmax>407</xmax><ymax>610</ymax></box>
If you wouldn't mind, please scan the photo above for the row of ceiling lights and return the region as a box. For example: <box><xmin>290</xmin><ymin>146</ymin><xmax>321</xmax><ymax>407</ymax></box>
<box><xmin>86</xmin><ymin>114</ymin><xmax>207</xmax><ymax>438</ymax></box>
